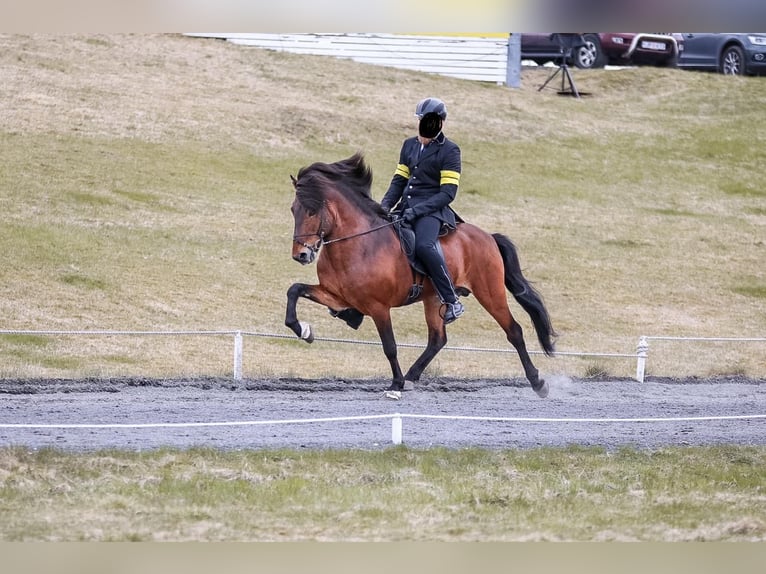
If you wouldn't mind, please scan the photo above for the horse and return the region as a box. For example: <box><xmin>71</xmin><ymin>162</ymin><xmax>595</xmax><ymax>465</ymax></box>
<box><xmin>285</xmin><ymin>152</ymin><xmax>556</xmax><ymax>399</ymax></box>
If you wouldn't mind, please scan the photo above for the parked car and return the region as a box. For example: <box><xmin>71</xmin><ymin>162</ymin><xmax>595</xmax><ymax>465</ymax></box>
<box><xmin>676</xmin><ymin>33</ymin><xmax>766</xmax><ymax>75</ymax></box>
<box><xmin>521</xmin><ymin>33</ymin><xmax>682</xmax><ymax>69</ymax></box>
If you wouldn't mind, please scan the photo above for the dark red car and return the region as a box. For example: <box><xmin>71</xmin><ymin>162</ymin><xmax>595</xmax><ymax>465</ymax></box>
<box><xmin>521</xmin><ymin>33</ymin><xmax>683</xmax><ymax>69</ymax></box>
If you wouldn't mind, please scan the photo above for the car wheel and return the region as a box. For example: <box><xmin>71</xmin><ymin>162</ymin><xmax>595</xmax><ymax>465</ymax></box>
<box><xmin>574</xmin><ymin>34</ymin><xmax>607</xmax><ymax>69</ymax></box>
<box><xmin>720</xmin><ymin>45</ymin><xmax>745</xmax><ymax>75</ymax></box>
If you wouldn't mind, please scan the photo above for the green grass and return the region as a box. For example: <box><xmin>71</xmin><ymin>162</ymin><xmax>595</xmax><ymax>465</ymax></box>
<box><xmin>734</xmin><ymin>284</ymin><xmax>766</xmax><ymax>299</ymax></box>
<box><xmin>721</xmin><ymin>182</ymin><xmax>766</xmax><ymax>198</ymax></box>
<box><xmin>0</xmin><ymin>445</ymin><xmax>763</xmax><ymax>541</ymax></box>
<box><xmin>0</xmin><ymin>334</ymin><xmax>50</xmax><ymax>349</ymax></box>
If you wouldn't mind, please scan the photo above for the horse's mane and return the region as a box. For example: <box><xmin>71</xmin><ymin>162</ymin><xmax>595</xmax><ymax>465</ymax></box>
<box><xmin>294</xmin><ymin>152</ymin><xmax>387</xmax><ymax>219</ymax></box>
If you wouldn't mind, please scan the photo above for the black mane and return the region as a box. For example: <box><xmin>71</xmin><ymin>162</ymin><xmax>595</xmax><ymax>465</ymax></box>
<box><xmin>294</xmin><ymin>152</ymin><xmax>387</xmax><ymax>218</ymax></box>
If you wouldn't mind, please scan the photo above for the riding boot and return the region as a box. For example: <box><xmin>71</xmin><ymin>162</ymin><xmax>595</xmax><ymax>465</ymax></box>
<box><xmin>431</xmin><ymin>266</ymin><xmax>464</xmax><ymax>324</ymax></box>
<box><xmin>417</xmin><ymin>248</ymin><xmax>464</xmax><ymax>324</ymax></box>
<box><xmin>413</xmin><ymin>216</ymin><xmax>465</xmax><ymax>324</ymax></box>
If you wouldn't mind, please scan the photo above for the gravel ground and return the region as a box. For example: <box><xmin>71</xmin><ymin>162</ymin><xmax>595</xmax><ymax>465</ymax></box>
<box><xmin>0</xmin><ymin>375</ymin><xmax>764</xmax><ymax>451</ymax></box>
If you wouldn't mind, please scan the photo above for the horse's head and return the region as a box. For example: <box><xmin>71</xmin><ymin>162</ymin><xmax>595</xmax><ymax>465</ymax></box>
<box><xmin>290</xmin><ymin>198</ymin><xmax>324</xmax><ymax>265</ymax></box>
<box><xmin>290</xmin><ymin>173</ymin><xmax>327</xmax><ymax>265</ymax></box>
<box><xmin>290</xmin><ymin>153</ymin><xmax>381</xmax><ymax>265</ymax></box>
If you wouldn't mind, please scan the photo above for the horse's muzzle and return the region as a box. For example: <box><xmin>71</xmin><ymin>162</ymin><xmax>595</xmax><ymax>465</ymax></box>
<box><xmin>293</xmin><ymin>249</ymin><xmax>315</xmax><ymax>265</ymax></box>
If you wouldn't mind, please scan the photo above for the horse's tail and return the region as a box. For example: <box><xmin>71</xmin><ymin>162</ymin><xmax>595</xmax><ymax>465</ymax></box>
<box><xmin>492</xmin><ymin>233</ymin><xmax>556</xmax><ymax>357</ymax></box>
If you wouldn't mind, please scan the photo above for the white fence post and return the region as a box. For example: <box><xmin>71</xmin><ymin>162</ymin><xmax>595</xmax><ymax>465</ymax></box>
<box><xmin>233</xmin><ymin>331</ymin><xmax>243</xmax><ymax>381</ymax></box>
<box><xmin>636</xmin><ymin>336</ymin><xmax>649</xmax><ymax>382</ymax></box>
<box><xmin>506</xmin><ymin>33</ymin><xmax>521</xmax><ymax>88</ymax></box>
<box><xmin>391</xmin><ymin>415</ymin><xmax>403</xmax><ymax>445</ymax></box>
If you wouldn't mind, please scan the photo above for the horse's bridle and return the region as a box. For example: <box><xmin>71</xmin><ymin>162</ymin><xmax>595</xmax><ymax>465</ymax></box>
<box><xmin>292</xmin><ymin>212</ymin><xmax>328</xmax><ymax>257</ymax></box>
<box><xmin>293</xmin><ymin>230</ymin><xmax>325</xmax><ymax>257</ymax></box>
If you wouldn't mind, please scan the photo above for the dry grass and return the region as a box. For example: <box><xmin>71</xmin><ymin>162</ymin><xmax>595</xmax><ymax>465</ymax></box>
<box><xmin>0</xmin><ymin>33</ymin><xmax>764</xmax><ymax>380</ymax></box>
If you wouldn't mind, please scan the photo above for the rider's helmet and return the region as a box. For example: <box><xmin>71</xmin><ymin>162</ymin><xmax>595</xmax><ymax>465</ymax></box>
<box><xmin>415</xmin><ymin>97</ymin><xmax>446</xmax><ymax>138</ymax></box>
<box><xmin>414</xmin><ymin>97</ymin><xmax>447</xmax><ymax>120</ymax></box>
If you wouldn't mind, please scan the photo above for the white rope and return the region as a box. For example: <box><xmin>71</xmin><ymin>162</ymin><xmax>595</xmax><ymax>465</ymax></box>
<box><xmin>0</xmin><ymin>329</ymin><xmax>236</xmax><ymax>336</ymax></box>
<box><xmin>0</xmin><ymin>329</ymin><xmax>637</xmax><ymax>358</ymax></box>
<box><xmin>398</xmin><ymin>413</ymin><xmax>766</xmax><ymax>423</ymax></box>
<box><xmin>247</xmin><ymin>333</ymin><xmax>636</xmax><ymax>358</ymax></box>
<box><xmin>1</xmin><ymin>413</ymin><xmax>763</xmax><ymax>429</ymax></box>
<box><xmin>646</xmin><ymin>336</ymin><xmax>766</xmax><ymax>342</ymax></box>
<box><xmin>0</xmin><ymin>414</ymin><xmax>393</xmax><ymax>429</ymax></box>
<box><xmin>5</xmin><ymin>329</ymin><xmax>762</xmax><ymax>359</ymax></box>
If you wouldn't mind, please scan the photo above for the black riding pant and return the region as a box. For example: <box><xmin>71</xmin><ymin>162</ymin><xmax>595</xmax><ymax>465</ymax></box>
<box><xmin>412</xmin><ymin>215</ymin><xmax>458</xmax><ymax>304</ymax></box>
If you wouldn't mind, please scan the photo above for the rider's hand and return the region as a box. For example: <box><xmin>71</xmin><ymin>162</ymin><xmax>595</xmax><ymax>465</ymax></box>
<box><xmin>402</xmin><ymin>208</ymin><xmax>416</xmax><ymax>224</ymax></box>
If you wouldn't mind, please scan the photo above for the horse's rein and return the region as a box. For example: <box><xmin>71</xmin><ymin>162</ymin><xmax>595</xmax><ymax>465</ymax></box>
<box><xmin>322</xmin><ymin>219</ymin><xmax>398</xmax><ymax>245</ymax></box>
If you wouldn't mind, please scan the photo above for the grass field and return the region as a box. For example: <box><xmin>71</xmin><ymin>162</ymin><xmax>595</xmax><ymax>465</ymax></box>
<box><xmin>0</xmin><ymin>33</ymin><xmax>764</xmax><ymax>381</ymax></box>
<box><xmin>1</xmin><ymin>445</ymin><xmax>764</xmax><ymax>541</ymax></box>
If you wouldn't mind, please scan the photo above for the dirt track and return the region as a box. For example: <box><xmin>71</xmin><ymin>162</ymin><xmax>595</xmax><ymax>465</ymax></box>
<box><xmin>0</xmin><ymin>375</ymin><xmax>763</xmax><ymax>451</ymax></box>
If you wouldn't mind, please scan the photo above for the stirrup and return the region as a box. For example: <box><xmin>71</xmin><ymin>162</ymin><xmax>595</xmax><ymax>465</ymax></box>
<box><xmin>442</xmin><ymin>301</ymin><xmax>464</xmax><ymax>325</ymax></box>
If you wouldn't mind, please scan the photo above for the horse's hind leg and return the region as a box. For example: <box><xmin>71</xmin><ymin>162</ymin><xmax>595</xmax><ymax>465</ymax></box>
<box><xmin>473</xmin><ymin>286</ymin><xmax>548</xmax><ymax>398</ymax></box>
<box><xmin>507</xmin><ymin>320</ymin><xmax>548</xmax><ymax>398</ymax></box>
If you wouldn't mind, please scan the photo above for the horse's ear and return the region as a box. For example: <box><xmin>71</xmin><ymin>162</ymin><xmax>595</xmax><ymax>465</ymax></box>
<box><xmin>290</xmin><ymin>174</ymin><xmax>298</xmax><ymax>189</ymax></box>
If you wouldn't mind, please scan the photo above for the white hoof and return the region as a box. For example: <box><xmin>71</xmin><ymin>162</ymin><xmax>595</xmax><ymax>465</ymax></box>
<box><xmin>403</xmin><ymin>380</ymin><xmax>415</xmax><ymax>391</ymax></box>
<box><xmin>535</xmin><ymin>379</ymin><xmax>549</xmax><ymax>399</ymax></box>
<box><xmin>384</xmin><ymin>390</ymin><xmax>401</xmax><ymax>400</ymax></box>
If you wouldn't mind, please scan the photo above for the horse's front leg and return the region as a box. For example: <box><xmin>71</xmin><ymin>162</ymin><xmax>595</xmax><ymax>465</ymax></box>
<box><xmin>370</xmin><ymin>311</ymin><xmax>406</xmax><ymax>399</ymax></box>
<box><xmin>285</xmin><ymin>282</ymin><xmax>350</xmax><ymax>343</ymax></box>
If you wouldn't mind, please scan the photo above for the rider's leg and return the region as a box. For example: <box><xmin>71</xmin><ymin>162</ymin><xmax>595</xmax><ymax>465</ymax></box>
<box><xmin>412</xmin><ymin>216</ymin><xmax>464</xmax><ymax>323</ymax></box>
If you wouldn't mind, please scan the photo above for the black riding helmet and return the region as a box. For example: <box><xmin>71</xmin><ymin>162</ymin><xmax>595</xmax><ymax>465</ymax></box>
<box><xmin>415</xmin><ymin>97</ymin><xmax>447</xmax><ymax>138</ymax></box>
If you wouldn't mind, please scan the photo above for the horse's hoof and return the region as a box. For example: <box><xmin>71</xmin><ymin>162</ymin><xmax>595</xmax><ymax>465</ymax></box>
<box><xmin>534</xmin><ymin>379</ymin><xmax>549</xmax><ymax>399</ymax></box>
<box><xmin>384</xmin><ymin>390</ymin><xmax>401</xmax><ymax>400</ymax></box>
<box><xmin>299</xmin><ymin>321</ymin><xmax>314</xmax><ymax>343</ymax></box>
<box><xmin>403</xmin><ymin>380</ymin><xmax>415</xmax><ymax>391</ymax></box>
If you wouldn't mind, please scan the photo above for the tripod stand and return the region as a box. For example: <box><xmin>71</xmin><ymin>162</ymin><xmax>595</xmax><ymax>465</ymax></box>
<box><xmin>538</xmin><ymin>33</ymin><xmax>588</xmax><ymax>98</ymax></box>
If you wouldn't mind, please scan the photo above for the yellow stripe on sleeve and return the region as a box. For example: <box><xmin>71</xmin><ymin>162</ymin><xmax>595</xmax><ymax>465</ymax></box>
<box><xmin>440</xmin><ymin>170</ymin><xmax>460</xmax><ymax>186</ymax></box>
<box><xmin>394</xmin><ymin>164</ymin><xmax>410</xmax><ymax>179</ymax></box>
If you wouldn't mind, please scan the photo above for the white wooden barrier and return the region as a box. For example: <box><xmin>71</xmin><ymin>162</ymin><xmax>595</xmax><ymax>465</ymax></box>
<box><xmin>186</xmin><ymin>33</ymin><xmax>513</xmax><ymax>84</ymax></box>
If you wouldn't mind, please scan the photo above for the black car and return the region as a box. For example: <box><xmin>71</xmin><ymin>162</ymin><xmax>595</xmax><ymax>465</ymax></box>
<box><xmin>677</xmin><ymin>33</ymin><xmax>766</xmax><ymax>75</ymax></box>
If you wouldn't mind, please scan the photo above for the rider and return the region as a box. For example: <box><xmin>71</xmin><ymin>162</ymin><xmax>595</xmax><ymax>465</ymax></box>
<box><xmin>380</xmin><ymin>97</ymin><xmax>465</xmax><ymax>324</ymax></box>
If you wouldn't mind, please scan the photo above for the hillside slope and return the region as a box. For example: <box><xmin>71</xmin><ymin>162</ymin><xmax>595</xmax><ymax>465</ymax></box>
<box><xmin>0</xmin><ymin>34</ymin><xmax>764</xmax><ymax>379</ymax></box>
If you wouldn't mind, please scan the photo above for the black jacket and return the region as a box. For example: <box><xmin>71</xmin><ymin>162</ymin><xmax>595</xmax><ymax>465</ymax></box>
<box><xmin>380</xmin><ymin>132</ymin><xmax>461</xmax><ymax>228</ymax></box>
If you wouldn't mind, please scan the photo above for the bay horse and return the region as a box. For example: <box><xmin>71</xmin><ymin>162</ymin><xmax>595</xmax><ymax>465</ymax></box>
<box><xmin>285</xmin><ymin>152</ymin><xmax>556</xmax><ymax>399</ymax></box>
